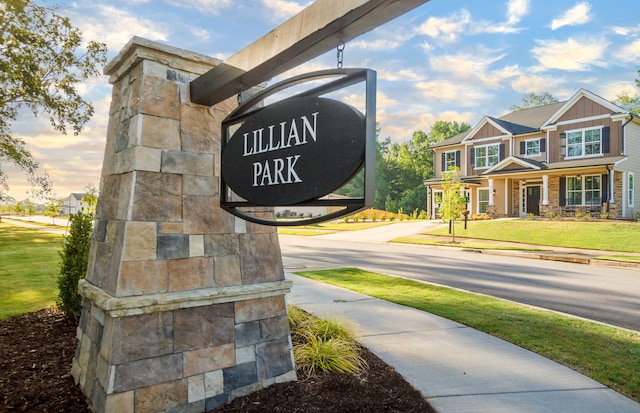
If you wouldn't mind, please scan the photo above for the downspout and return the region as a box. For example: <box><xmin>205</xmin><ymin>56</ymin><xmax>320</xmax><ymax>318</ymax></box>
<box><xmin>618</xmin><ymin>113</ymin><xmax>634</xmax><ymax>216</ymax></box>
<box><xmin>621</xmin><ymin>113</ymin><xmax>634</xmax><ymax>155</ymax></box>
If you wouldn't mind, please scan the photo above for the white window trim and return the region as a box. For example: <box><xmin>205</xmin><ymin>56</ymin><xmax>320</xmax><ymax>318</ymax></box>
<box><xmin>629</xmin><ymin>172</ymin><xmax>635</xmax><ymax>208</ymax></box>
<box><xmin>474</xmin><ymin>143</ymin><xmax>501</xmax><ymax>170</ymax></box>
<box><xmin>566</xmin><ymin>175</ymin><xmax>602</xmax><ymax>206</ymax></box>
<box><xmin>565</xmin><ymin>126</ymin><xmax>603</xmax><ymax>160</ymax></box>
<box><xmin>444</xmin><ymin>150</ymin><xmax>457</xmax><ymax>171</ymax></box>
<box><xmin>524</xmin><ymin>138</ymin><xmax>540</xmax><ymax>158</ymax></box>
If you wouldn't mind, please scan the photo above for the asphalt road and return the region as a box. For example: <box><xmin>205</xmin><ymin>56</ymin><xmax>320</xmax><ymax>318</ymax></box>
<box><xmin>279</xmin><ymin>225</ymin><xmax>640</xmax><ymax>332</ymax></box>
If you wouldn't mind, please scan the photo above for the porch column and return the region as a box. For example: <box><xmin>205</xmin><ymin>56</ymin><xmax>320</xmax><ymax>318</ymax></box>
<box><xmin>542</xmin><ymin>175</ymin><xmax>549</xmax><ymax>205</ymax></box>
<box><xmin>609</xmin><ymin>170</ymin><xmax>615</xmax><ymax>203</ymax></box>
<box><xmin>488</xmin><ymin>179</ymin><xmax>494</xmax><ymax>206</ymax></box>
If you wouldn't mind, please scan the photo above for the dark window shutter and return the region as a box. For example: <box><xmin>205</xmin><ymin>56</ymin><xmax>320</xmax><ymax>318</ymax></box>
<box><xmin>499</xmin><ymin>143</ymin><xmax>505</xmax><ymax>160</ymax></box>
<box><xmin>559</xmin><ymin>177</ymin><xmax>566</xmax><ymax>206</ymax></box>
<box><xmin>441</xmin><ymin>153</ymin><xmax>446</xmax><ymax>171</ymax></box>
<box><xmin>520</xmin><ymin>141</ymin><xmax>525</xmax><ymax>155</ymax></box>
<box><xmin>470</xmin><ymin>147</ymin><xmax>475</xmax><ymax>167</ymax></box>
<box><xmin>540</xmin><ymin>138</ymin><xmax>546</xmax><ymax>153</ymax></box>
<box><xmin>601</xmin><ymin>174</ymin><xmax>608</xmax><ymax>203</ymax></box>
<box><xmin>602</xmin><ymin>127</ymin><xmax>610</xmax><ymax>154</ymax></box>
<box><xmin>455</xmin><ymin>150</ymin><xmax>461</xmax><ymax>168</ymax></box>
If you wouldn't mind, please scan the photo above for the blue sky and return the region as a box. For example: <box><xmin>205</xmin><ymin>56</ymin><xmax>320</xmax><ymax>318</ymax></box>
<box><xmin>6</xmin><ymin>0</ymin><xmax>640</xmax><ymax>200</ymax></box>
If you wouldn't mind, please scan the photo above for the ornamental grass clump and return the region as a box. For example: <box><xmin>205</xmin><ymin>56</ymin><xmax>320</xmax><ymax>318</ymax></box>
<box><xmin>288</xmin><ymin>306</ymin><xmax>367</xmax><ymax>378</ymax></box>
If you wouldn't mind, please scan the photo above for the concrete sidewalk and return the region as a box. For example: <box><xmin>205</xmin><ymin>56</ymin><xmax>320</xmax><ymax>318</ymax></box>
<box><xmin>285</xmin><ymin>272</ymin><xmax>640</xmax><ymax>413</ymax></box>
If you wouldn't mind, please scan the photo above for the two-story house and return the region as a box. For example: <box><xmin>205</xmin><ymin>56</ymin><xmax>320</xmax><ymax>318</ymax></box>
<box><xmin>424</xmin><ymin>89</ymin><xmax>640</xmax><ymax>220</ymax></box>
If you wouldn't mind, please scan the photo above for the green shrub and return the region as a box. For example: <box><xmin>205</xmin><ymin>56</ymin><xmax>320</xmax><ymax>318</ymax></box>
<box><xmin>56</xmin><ymin>210</ymin><xmax>93</xmax><ymax>318</ymax></box>
<box><xmin>288</xmin><ymin>306</ymin><xmax>366</xmax><ymax>378</ymax></box>
<box><xmin>294</xmin><ymin>333</ymin><xmax>366</xmax><ymax>377</ymax></box>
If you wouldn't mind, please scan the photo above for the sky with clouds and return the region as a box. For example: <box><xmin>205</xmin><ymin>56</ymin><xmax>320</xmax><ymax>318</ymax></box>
<box><xmin>5</xmin><ymin>0</ymin><xmax>640</xmax><ymax>201</ymax></box>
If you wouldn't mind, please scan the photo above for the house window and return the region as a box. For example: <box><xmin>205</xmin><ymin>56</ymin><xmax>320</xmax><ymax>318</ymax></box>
<box><xmin>474</xmin><ymin>143</ymin><xmax>500</xmax><ymax>169</ymax></box>
<box><xmin>566</xmin><ymin>175</ymin><xmax>601</xmax><ymax>206</ymax></box>
<box><xmin>525</xmin><ymin>139</ymin><xmax>540</xmax><ymax>157</ymax></box>
<box><xmin>584</xmin><ymin>175</ymin><xmax>601</xmax><ymax>206</ymax></box>
<box><xmin>478</xmin><ymin>188</ymin><xmax>489</xmax><ymax>214</ymax></box>
<box><xmin>444</xmin><ymin>151</ymin><xmax>457</xmax><ymax>170</ymax></box>
<box><xmin>629</xmin><ymin>173</ymin><xmax>635</xmax><ymax>208</ymax></box>
<box><xmin>566</xmin><ymin>127</ymin><xmax>602</xmax><ymax>158</ymax></box>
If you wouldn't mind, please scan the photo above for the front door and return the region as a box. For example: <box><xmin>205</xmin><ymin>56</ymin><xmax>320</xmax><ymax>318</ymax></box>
<box><xmin>526</xmin><ymin>186</ymin><xmax>540</xmax><ymax>216</ymax></box>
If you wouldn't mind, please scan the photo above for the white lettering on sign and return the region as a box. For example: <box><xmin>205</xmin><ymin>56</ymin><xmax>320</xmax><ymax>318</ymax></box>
<box><xmin>253</xmin><ymin>155</ymin><xmax>302</xmax><ymax>187</ymax></box>
<box><xmin>242</xmin><ymin>111</ymin><xmax>318</xmax><ymax>187</ymax></box>
<box><xmin>243</xmin><ymin>112</ymin><xmax>318</xmax><ymax>157</ymax></box>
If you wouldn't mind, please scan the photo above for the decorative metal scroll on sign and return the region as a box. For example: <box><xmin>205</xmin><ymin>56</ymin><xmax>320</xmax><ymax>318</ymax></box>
<box><xmin>220</xmin><ymin>68</ymin><xmax>376</xmax><ymax>226</ymax></box>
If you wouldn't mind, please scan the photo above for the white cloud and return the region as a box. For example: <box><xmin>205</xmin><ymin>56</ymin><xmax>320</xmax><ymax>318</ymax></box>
<box><xmin>429</xmin><ymin>51</ymin><xmax>507</xmax><ymax>78</ymax></box>
<box><xmin>507</xmin><ymin>0</ymin><xmax>530</xmax><ymax>25</ymax></box>
<box><xmin>416</xmin><ymin>9</ymin><xmax>472</xmax><ymax>43</ymax></box>
<box><xmin>613</xmin><ymin>39</ymin><xmax>640</xmax><ymax>63</ymax></box>
<box><xmin>163</xmin><ymin>0</ymin><xmax>233</xmax><ymax>14</ymax></box>
<box><xmin>262</xmin><ymin>0</ymin><xmax>310</xmax><ymax>21</ymax></box>
<box><xmin>550</xmin><ymin>2</ymin><xmax>591</xmax><ymax>30</ymax></box>
<box><xmin>530</xmin><ymin>37</ymin><xmax>607</xmax><ymax>71</ymax></box>
<box><xmin>69</xmin><ymin>5</ymin><xmax>169</xmax><ymax>53</ymax></box>
<box><xmin>511</xmin><ymin>74</ymin><xmax>565</xmax><ymax>93</ymax></box>
<box><xmin>427</xmin><ymin>50</ymin><xmax>521</xmax><ymax>88</ymax></box>
<box><xmin>416</xmin><ymin>80</ymin><xmax>492</xmax><ymax>107</ymax></box>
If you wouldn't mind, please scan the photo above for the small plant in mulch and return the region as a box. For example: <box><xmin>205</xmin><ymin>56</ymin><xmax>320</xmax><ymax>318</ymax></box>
<box><xmin>288</xmin><ymin>306</ymin><xmax>367</xmax><ymax>378</ymax></box>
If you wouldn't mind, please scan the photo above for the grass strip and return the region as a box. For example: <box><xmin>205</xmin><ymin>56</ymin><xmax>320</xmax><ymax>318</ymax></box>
<box><xmin>390</xmin><ymin>236</ymin><xmax>546</xmax><ymax>251</ymax></box>
<box><xmin>594</xmin><ymin>255</ymin><xmax>640</xmax><ymax>264</ymax></box>
<box><xmin>296</xmin><ymin>268</ymin><xmax>640</xmax><ymax>402</ymax></box>
<box><xmin>427</xmin><ymin>220</ymin><xmax>640</xmax><ymax>253</ymax></box>
<box><xmin>0</xmin><ymin>224</ymin><xmax>63</xmax><ymax>319</ymax></box>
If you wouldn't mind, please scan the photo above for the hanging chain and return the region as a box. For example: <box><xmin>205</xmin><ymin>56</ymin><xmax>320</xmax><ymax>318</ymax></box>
<box><xmin>336</xmin><ymin>39</ymin><xmax>345</xmax><ymax>69</ymax></box>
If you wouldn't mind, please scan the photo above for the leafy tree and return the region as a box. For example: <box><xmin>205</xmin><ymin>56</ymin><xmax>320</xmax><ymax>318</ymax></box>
<box><xmin>510</xmin><ymin>92</ymin><xmax>559</xmax><ymax>111</ymax></box>
<box><xmin>56</xmin><ymin>209</ymin><xmax>93</xmax><ymax>318</ymax></box>
<box><xmin>81</xmin><ymin>183</ymin><xmax>98</xmax><ymax>213</ymax></box>
<box><xmin>440</xmin><ymin>167</ymin><xmax>463</xmax><ymax>243</ymax></box>
<box><xmin>0</xmin><ymin>0</ymin><xmax>107</xmax><ymax>200</ymax></box>
<box><xmin>613</xmin><ymin>90</ymin><xmax>640</xmax><ymax>115</ymax></box>
<box><xmin>43</xmin><ymin>196</ymin><xmax>62</xmax><ymax>223</ymax></box>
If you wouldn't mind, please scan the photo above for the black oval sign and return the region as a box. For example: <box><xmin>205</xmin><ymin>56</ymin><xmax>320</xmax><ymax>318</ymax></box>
<box><xmin>221</xmin><ymin>96</ymin><xmax>365</xmax><ymax>206</ymax></box>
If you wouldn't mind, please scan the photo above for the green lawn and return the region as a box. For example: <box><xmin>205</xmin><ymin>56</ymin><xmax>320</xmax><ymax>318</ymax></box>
<box><xmin>278</xmin><ymin>220</ymin><xmax>395</xmax><ymax>235</ymax></box>
<box><xmin>297</xmin><ymin>268</ymin><xmax>640</xmax><ymax>402</ymax></box>
<box><xmin>0</xmin><ymin>224</ymin><xmax>63</xmax><ymax>319</ymax></box>
<box><xmin>427</xmin><ymin>219</ymin><xmax>640</xmax><ymax>253</ymax></box>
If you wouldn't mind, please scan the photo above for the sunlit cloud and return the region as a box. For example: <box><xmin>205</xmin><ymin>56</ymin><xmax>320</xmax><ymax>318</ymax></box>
<box><xmin>507</xmin><ymin>0</ymin><xmax>530</xmax><ymax>25</ymax></box>
<box><xmin>68</xmin><ymin>5</ymin><xmax>169</xmax><ymax>53</ymax></box>
<box><xmin>550</xmin><ymin>2</ymin><xmax>591</xmax><ymax>30</ymax></box>
<box><xmin>416</xmin><ymin>9</ymin><xmax>472</xmax><ymax>44</ymax></box>
<box><xmin>262</xmin><ymin>0</ymin><xmax>310</xmax><ymax>21</ymax></box>
<box><xmin>163</xmin><ymin>0</ymin><xmax>233</xmax><ymax>14</ymax></box>
<box><xmin>530</xmin><ymin>37</ymin><xmax>608</xmax><ymax>71</ymax></box>
<box><xmin>511</xmin><ymin>74</ymin><xmax>566</xmax><ymax>93</ymax></box>
<box><xmin>416</xmin><ymin>80</ymin><xmax>492</xmax><ymax>107</ymax></box>
<box><xmin>613</xmin><ymin>39</ymin><xmax>640</xmax><ymax>63</ymax></box>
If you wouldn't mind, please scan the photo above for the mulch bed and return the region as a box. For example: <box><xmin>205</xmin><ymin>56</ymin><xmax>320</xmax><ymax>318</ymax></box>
<box><xmin>1</xmin><ymin>308</ymin><xmax>435</xmax><ymax>413</ymax></box>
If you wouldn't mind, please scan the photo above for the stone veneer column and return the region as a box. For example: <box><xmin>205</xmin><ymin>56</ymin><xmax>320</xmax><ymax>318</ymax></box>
<box><xmin>72</xmin><ymin>37</ymin><xmax>296</xmax><ymax>413</ymax></box>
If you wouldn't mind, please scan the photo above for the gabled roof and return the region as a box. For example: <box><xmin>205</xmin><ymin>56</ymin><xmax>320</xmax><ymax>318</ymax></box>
<box><xmin>482</xmin><ymin>156</ymin><xmax>627</xmax><ymax>177</ymax></box>
<box><xmin>484</xmin><ymin>156</ymin><xmax>544</xmax><ymax>174</ymax></box>
<box><xmin>498</xmin><ymin>101</ymin><xmax>565</xmax><ymax>129</ymax></box>
<box><xmin>430</xmin><ymin>130</ymin><xmax>469</xmax><ymax>148</ymax></box>
<box><xmin>542</xmin><ymin>88</ymin><xmax>626</xmax><ymax>128</ymax></box>
<box><xmin>432</xmin><ymin>101</ymin><xmax>565</xmax><ymax>149</ymax></box>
